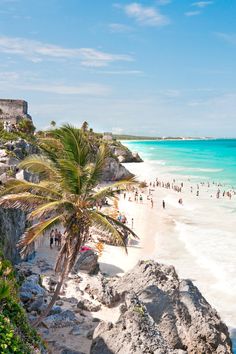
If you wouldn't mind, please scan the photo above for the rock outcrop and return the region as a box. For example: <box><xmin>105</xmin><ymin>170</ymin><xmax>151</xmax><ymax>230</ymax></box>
<box><xmin>91</xmin><ymin>260</ymin><xmax>233</xmax><ymax>354</ymax></box>
<box><xmin>73</xmin><ymin>250</ymin><xmax>99</xmax><ymax>275</ymax></box>
<box><xmin>91</xmin><ymin>293</ymin><xmax>186</xmax><ymax>354</ymax></box>
<box><xmin>113</xmin><ymin>148</ymin><xmax>143</xmax><ymax>163</ymax></box>
<box><xmin>101</xmin><ymin>157</ymin><xmax>133</xmax><ymax>181</ymax></box>
<box><xmin>0</xmin><ymin>138</ymin><xmax>39</xmax><ymax>182</ymax></box>
<box><xmin>0</xmin><ymin>207</ymin><xmax>26</xmax><ymax>263</ymax></box>
<box><xmin>109</xmin><ymin>143</ymin><xmax>143</xmax><ymax>163</ymax></box>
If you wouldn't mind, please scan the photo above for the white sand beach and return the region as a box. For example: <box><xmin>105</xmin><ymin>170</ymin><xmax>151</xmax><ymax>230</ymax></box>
<box><xmin>100</xmin><ymin>161</ymin><xmax>236</xmax><ymax>334</ymax></box>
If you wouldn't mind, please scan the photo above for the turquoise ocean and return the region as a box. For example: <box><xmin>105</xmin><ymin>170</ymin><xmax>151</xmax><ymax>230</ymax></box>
<box><xmin>123</xmin><ymin>139</ymin><xmax>236</xmax><ymax>353</ymax></box>
<box><xmin>123</xmin><ymin>139</ymin><xmax>236</xmax><ymax>188</ymax></box>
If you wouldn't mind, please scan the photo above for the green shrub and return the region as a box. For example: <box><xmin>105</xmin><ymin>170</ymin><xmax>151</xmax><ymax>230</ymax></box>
<box><xmin>0</xmin><ymin>253</ymin><xmax>45</xmax><ymax>353</ymax></box>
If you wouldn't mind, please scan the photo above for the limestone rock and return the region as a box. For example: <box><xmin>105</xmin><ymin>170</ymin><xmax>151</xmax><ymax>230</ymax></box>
<box><xmin>73</xmin><ymin>249</ymin><xmax>99</xmax><ymax>275</ymax></box>
<box><xmin>60</xmin><ymin>349</ymin><xmax>86</xmax><ymax>354</ymax></box>
<box><xmin>101</xmin><ymin>157</ymin><xmax>133</xmax><ymax>181</ymax></box>
<box><xmin>85</xmin><ymin>273</ymin><xmax>120</xmax><ymax>307</ymax></box>
<box><xmin>77</xmin><ymin>299</ymin><xmax>101</xmax><ymax>312</ymax></box>
<box><xmin>110</xmin><ymin>260</ymin><xmax>233</xmax><ymax>354</ymax></box>
<box><xmin>91</xmin><ymin>294</ymin><xmax>186</xmax><ymax>354</ymax></box>
<box><xmin>20</xmin><ymin>274</ymin><xmax>46</xmax><ymax>307</ymax></box>
<box><xmin>42</xmin><ymin>310</ymin><xmax>79</xmax><ymax>328</ymax></box>
<box><xmin>110</xmin><ymin>145</ymin><xmax>143</xmax><ymax>163</ymax></box>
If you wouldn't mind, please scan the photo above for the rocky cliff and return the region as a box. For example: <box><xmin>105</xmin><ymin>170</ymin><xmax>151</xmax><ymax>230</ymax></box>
<box><xmin>108</xmin><ymin>141</ymin><xmax>143</xmax><ymax>163</ymax></box>
<box><xmin>90</xmin><ymin>260</ymin><xmax>232</xmax><ymax>354</ymax></box>
<box><xmin>101</xmin><ymin>157</ymin><xmax>133</xmax><ymax>181</ymax></box>
<box><xmin>13</xmin><ymin>252</ymin><xmax>233</xmax><ymax>353</ymax></box>
<box><xmin>0</xmin><ymin>207</ymin><xmax>26</xmax><ymax>263</ymax></box>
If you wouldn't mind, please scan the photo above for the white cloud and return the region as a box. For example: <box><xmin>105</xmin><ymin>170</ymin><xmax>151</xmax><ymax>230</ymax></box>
<box><xmin>122</xmin><ymin>3</ymin><xmax>170</xmax><ymax>27</ymax></box>
<box><xmin>0</xmin><ymin>71</ymin><xmax>19</xmax><ymax>81</ymax></box>
<box><xmin>0</xmin><ymin>35</ymin><xmax>133</xmax><ymax>67</ymax></box>
<box><xmin>192</xmin><ymin>1</ymin><xmax>213</xmax><ymax>8</ymax></box>
<box><xmin>215</xmin><ymin>32</ymin><xmax>236</xmax><ymax>45</ymax></box>
<box><xmin>108</xmin><ymin>23</ymin><xmax>133</xmax><ymax>33</ymax></box>
<box><xmin>16</xmin><ymin>83</ymin><xmax>111</xmax><ymax>96</ymax></box>
<box><xmin>0</xmin><ymin>70</ymin><xmax>111</xmax><ymax>96</ymax></box>
<box><xmin>185</xmin><ymin>10</ymin><xmax>201</xmax><ymax>16</ymax></box>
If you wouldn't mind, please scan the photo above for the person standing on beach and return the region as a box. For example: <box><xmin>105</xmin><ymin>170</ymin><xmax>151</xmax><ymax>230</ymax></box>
<box><xmin>162</xmin><ymin>200</ymin><xmax>165</xmax><ymax>209</ymax></box>
<box><xmin>49</xmin><ymin>229</ymin><xmax>54</xmax><ymax>249</ymax></box>
<box><xmin>54</xmin><ymin>228</ymin><xmax>59</xmax><ymax>247</ymax></box>
<box><xmin>131</xmin><ymin>218</ymin><xmax>134</xmax><ymax>229</ymax></box>
<box><xmin>151</xmin><ymin>198</ymin><xmax>153</xmax><ymax>208</ymax></box>
<box><xmin>57</xmin><ymin>231</ymin><xmax>62</xmax><ymax>249</ymax></box>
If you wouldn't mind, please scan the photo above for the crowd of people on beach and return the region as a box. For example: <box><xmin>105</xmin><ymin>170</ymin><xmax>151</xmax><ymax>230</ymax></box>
<box><xmin>45</xmin><ymin>176</ymin><xmax>235</xmax><ymax>251</ymax></box>
<box><xmin>122</xmin><ymin>175</ymin><xmax>236</xmax><ymax>214</ymax></box>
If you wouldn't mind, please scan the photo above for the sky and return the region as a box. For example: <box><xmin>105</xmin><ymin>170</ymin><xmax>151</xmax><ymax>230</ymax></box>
<box><xmin>0</xmin><ymin>0</ymin><xmax>235</xmax><ymax>137</ymax></box>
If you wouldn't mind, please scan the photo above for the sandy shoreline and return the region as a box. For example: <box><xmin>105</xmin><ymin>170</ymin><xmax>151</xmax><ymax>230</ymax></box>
<box><xmin>100</xmin><ymin>160</ymin><xmax>236</xmax><ymax>337</ymax></box>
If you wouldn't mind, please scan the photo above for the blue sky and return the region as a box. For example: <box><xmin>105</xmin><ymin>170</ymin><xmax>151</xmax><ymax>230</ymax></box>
<box><xmin>0</xmin><ymin>0</ymin><xmax>235</xmax><ymax>136</ymax></box>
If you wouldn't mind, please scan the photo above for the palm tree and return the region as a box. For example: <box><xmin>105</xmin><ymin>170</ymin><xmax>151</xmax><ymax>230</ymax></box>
<box><xmin>0</xmin><ymin>125</ymin><xmax>137</xmax><ymax>326</ymax></box>
<box><xmin>50</xmin><ymin>120</ymin><xmax>56</xmax><ymax>128</ymax></box>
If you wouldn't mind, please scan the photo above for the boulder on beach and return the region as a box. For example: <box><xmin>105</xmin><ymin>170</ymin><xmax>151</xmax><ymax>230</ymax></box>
<box><xmin>73</xmin><ymin>249</ymin><xmax>99</xmax><ymax>275</ymax></box>
<box><xmin>91</xmin><ymin>260</ymin><xmax>233</xmax><ymax>354</ymax></box>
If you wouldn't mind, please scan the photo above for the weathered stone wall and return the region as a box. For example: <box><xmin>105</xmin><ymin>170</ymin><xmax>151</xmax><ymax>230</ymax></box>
<box><xmin>0</xmin><ymin>99</ymin><xmax>32</xmax><ymax>124</ymax></box>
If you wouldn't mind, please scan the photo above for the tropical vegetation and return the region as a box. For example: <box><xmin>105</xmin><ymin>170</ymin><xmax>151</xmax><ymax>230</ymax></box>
<box><xmin>0</xmin><ymin>124</ymin><xmax>137</xmax><ymax>326</ymax></box>
<box><xmin>0</xmin><ymin>252</ymin><xmax>44</xmax><ymax>353</ymax></box>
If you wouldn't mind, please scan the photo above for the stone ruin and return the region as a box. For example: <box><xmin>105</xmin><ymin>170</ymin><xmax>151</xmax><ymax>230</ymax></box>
<box><xmin>0</xmin><ymin>99</ymin><xmax>32</xmax><ymax>124</ymax></box>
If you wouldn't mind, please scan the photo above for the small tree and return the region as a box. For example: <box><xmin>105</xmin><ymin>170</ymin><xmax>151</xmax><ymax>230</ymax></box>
<box><xmin>50</xmin><ymin>120</ymin><xmax>56</xmax><ymax>128</ymax></box>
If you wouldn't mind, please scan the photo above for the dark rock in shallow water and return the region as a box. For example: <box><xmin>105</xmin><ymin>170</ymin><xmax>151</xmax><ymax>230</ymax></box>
<box><xmin>91</xmin><ymin>260</ymin><xmax>233</xmax><ymax>354</ymax></box>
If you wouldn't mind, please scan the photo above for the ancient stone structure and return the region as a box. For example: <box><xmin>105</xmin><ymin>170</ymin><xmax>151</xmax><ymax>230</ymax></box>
<box><xmin>0</xmin><ymin>99</ymin><xmax>32</xmax><ymax>124</ymax></box>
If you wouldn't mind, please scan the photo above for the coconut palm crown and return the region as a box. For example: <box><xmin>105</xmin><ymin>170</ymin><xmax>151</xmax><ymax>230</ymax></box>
<box><xmin>0</xmin><ymin>124</ymin><xmax>137</xmax><ymax>325</ymax></box>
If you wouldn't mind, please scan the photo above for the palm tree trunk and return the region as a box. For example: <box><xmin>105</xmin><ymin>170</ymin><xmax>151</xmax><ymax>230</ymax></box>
<box><xmin>32</xmin><ymin>257</ymin><xmax>69</xmax><ymax>328</ymax></box>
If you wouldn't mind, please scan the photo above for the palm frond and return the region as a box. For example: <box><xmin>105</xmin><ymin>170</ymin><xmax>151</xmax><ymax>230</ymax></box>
<box><xmin>100</xmin><ymin>212</ymin><xmax>138</xmax><ymax>239</ymax></box>
<box><xmin>84</xmin><ymin>144</ymin><xmax>109</xmax><ymax>190</ymax></box>
<box><xmin>27</xmin><ymin>200</ymin><xmax>74</xmax><ymax>221</ymax></box>
<box><xmin>18</xmin><ymin>214</ymin><xmax>64</xmax><ymax>256</ymax></box>
<box><xmin>0</xmin><ymin>179</ymin><xmax>62</xmax><ymax>199</ymax></box>
<box><xmin>0</xmin><ymin>193</ymin><xmax>53</xmax><ymax>212</ymax></box>
<box><xmin>58</xmin><ymin>159</ymin><xmax>83</xmax><ymax>194</ymax></box>
<box><xmin>90</xmin><ymin>176</ymin><xmax>137</xmax><ymax>202</ymax></box>
<box><xmin>89</xmin><ymin>210</ymin><xmax>127</xmax><ymax>252</ymax></box>
<box><xmin>18</xmin><ymin>155</ymin><xmax>60</xmax><ymax>180</ymax></box>
<box><xmin>52</xmin><ymin>124</ymin><xmax>90</xmax><ymax>166</ymax></box>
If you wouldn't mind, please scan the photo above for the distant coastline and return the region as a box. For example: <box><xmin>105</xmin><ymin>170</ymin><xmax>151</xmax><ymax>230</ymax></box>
<box><xmin>115</xmin><ymin>134</ymin><xmax>215</xmax><ymax>141</ymax></box>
